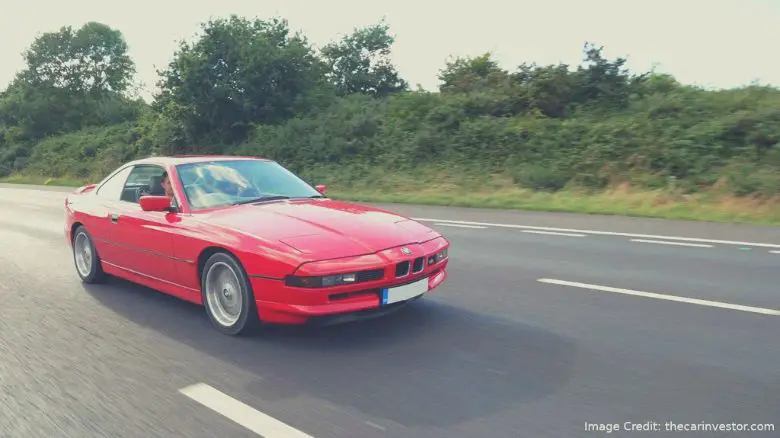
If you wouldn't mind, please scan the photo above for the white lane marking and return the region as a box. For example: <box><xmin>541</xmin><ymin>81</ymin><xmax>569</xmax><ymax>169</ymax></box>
<box><xmin>522</xmin><ymin>230</ymin><xmax>586</xmax><ymax>237</ymax></box>
<box><xmin>537</xmin><ymin>279</ymin><xmax>780</xmax><ymax>316</ymax></box>
<box><xmin>630</xmin><ymin>239</ymin><xmax>713</xmax><ymax>248</ymax></box>
<box><xmin>412</xmin><ymin>217</ymin><xmax>780</xmax><ymax>249</ymax></box>
<box><xmin>365</xmin><ymin>421</ymin><xmax>387</xmax><ymax>431</ymax></box>
<box><xmin>179</xmin><ymin>383</ymin><xmax>314</xmax><ymax>438</ymax></box>
<box><xmin>770</xmin><ymin>250</ymin><xmax>780</xmax><ymax>254</ymax></box>
<box><xmin>433</xmin><ymin>222</ymin><xmax>486</xmax><ymax>229</ymax></box>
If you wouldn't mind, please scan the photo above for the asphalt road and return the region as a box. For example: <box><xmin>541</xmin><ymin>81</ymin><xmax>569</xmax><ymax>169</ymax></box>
<box><xmin>0</xmin><ymin>184</ymin><xmax>778</xmax><ymax>438</ymax></box>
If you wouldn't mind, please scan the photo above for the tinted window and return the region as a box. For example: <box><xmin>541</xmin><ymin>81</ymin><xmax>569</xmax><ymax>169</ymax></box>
<box><xmin>176</xmin><ymin>159</ymin><xmax>321</xmax><ymax>209</ymax></box>
<box><xmin>96</xmin><ymin>166</ymin><xmax>133</xmax><ymax>200</ymax></box>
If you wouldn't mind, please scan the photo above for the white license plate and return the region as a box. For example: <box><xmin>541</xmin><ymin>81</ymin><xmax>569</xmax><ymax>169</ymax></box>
<box><xmin>381</xmin><ymin>277</ymin><xmax>429</xmax><ymax>305</ymax></box>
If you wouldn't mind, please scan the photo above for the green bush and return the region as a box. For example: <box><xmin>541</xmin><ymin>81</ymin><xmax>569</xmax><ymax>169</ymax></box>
<box><xmin>1</xmin><ymin>17</ymin><xmax>779</xmax><ymax>200</ymax></box>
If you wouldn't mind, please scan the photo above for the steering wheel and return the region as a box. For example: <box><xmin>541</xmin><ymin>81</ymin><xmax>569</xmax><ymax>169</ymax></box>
<box><xmin>136</xmin><ymin>185</ymin><xmax>152</xmax><ymax>200</ymax></box>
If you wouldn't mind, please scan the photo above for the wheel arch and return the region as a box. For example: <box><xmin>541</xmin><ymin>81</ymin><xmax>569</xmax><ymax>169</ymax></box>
<box><xmin>196</xmin><ymin>246</ymin><xmax>246</xmax><ymax>286</ymax></box>
<box><xmin>70</xmin><ymin>221</ymin><xmax>84</xmax><ymax>241</ymax></box>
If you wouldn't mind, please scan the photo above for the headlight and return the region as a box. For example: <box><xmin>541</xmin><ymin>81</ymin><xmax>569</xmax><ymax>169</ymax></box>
<box><xmin>285</xmin><ymin>269</ymin><xmax>384</xmax><ymax>288</ymax></box>
<box><xmin>427</xmin><ymin>247</ymin><xmax>449</xmax><ymax>265</ymax></box>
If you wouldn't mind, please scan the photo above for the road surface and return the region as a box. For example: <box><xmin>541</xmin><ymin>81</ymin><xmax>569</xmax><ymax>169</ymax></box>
<box><xmin>0</xmin><ymin>184</ymin><xmax>777</xmax><ymax>438</ymax></box>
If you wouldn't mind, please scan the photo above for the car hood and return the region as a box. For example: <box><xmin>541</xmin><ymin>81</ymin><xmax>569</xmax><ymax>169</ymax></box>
<box><xmin>202</xmin><ymin>199</ymin><xmax>440</xmax><ymax>260</ymax></box>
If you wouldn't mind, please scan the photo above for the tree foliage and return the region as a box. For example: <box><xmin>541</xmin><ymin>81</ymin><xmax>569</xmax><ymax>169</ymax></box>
<box><xmin>153</xmin><ymin>16</ymin><xmax>328</xmax><ymax>146</ymax></box>
<box><xmin>1</xmin><ymin>16</ymin><xmax>779</xmax><ymax>198</ymax></box>
<box><xmin>19</xmin><ymin>21</ymin><xmax>135</xmax><ymax>94</ymax></box>
<box><xmin>320</xmin><ymin>20</ymin><xmax>407</xmax><ymax>97</ymax></box>
<box><xmin>0</xmin><ymin>21</ymin><xmax>140</xmax><ymax>147</ymax></box>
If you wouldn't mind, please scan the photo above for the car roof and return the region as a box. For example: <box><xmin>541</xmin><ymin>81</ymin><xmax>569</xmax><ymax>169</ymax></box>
<box><xmin>126</xmin><ymin>155</ymin><xmax>273</xmax><ymax>167</ymax></box>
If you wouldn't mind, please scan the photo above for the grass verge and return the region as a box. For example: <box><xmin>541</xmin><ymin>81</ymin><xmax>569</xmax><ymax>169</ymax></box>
<box><xmin>3</xmin><ymin>173</ymin><xmax>779</xmax><ymax>226</ymax></box>
<box><xmin>1</xmin><ymin>175</ymin><xmax>87</xmax><ymax>187</ymax></box>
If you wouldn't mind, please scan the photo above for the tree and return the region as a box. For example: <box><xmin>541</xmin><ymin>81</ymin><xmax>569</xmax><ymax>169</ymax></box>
<box><xmin>0</xmin><ymin>22</ymin><xmax>139</xmax><ymax>144</ymax></box>
<box><xmin>20</xmin><ymin>21</ymin><xmax>135</xmax><ymax>94</ymax></box>
<box><xmin>437</xmin><ymin>53</ymin><xmax>508</xmax><ymax>93</ymax></box>
<box><xmin>154</xmin><ymin>15</ymin><xmax>327</xmax><ymax>145</ymax></box>
<box><xmin>513</xmin><ymin>62</ymin><xmax>577</xmax><ymax>118</ymax></box>
<box><xmin>320</xmin><ymin>20</ymin><xmax>407</xmax><ymax>97</ymax></box>
<box><xmin>571</xmin><ymin>43</ymin><xmax>641</xmax><ymax>110</ymax></box>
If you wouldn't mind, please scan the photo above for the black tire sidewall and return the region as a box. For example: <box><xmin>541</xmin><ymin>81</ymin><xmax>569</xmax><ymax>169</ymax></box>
<box><xmin>200</xmin><ymin>252</ymin><xmax>258</xmax><ymax>335</ymax></box>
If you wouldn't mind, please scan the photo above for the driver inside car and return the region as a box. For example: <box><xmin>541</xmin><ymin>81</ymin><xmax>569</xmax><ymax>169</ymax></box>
<box><xmin>142</xmin><ymin>172</ymin><xmax>174</xmax><ymax>200</ymax></box>
<box><xmin>160</xmin><ymin>171</ymin><xmax>174</xmax><ymax>201</ymax></box>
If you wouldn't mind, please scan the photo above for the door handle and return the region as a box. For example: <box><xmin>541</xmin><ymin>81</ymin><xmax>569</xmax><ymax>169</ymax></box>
<box><xmin>110</xmin><ymin>214</ymin><xmax>119</xmax><ymax>223</ymax></box>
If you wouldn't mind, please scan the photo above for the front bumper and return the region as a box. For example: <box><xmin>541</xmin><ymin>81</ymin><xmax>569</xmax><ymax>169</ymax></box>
<box><xmin>252</xmin><ymin>238</ymin><xmax>450</xmax><ymax>325</ymax></box>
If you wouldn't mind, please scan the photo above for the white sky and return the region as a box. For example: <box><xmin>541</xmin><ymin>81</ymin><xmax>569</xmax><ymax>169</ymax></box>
<box><xmin>1</xmin><ymin>0</ymin><xmax>779</xmax><ymax>101</ymax></box>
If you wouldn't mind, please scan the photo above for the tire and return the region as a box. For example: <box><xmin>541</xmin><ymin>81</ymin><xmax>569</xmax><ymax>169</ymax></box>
<box><xmin>200</xmin><ymin>252</ymin><xmax>260</xmax><ymax>336</ymax></box>
<box><xmin>72</xmin><ymin>225</ymin><xmax>106</xmax><ymax>284</ymax></box>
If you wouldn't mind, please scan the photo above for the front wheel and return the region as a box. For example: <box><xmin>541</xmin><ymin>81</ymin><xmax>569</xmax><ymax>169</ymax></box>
<box><xmin>72</xmin><ymin>226</ymin><xmax>106</xmax><ymax>284</ymax></box>
<box><xmin>201</xmin><ymin>252</ymin><xmax>260</xmax><ymax>336</ymax></box>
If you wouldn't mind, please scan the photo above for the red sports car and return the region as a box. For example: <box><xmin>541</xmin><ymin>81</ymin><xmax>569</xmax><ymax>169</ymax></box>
<box><xmin>64</xmin><ymin>155</ymin><xmax>450</xmax><ymax>335</ymax></box>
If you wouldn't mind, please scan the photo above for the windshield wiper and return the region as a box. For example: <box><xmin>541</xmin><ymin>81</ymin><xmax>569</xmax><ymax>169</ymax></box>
<box><xmin>232</xmin><ymin>195</ymin><xmax>291</xmax><ymax>205</ymax></box>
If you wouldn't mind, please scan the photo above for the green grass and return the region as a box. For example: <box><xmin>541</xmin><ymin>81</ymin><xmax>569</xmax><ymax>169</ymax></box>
<box><xmin>331</xmin><ymin>186</ymin><xmax>780</xmax><ymax>225</ymax></box>
<box><xmin>4</xmin><ymin>171</ymin><xmax>780</xmax><ymax>226</ymax></box>
<box><xmin>1</xmin><ymin>174</ymin><xmax>87</xmax><ymax>187</ymax></box>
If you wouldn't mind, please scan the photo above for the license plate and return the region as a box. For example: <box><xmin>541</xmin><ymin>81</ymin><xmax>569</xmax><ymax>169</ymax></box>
<box><xmin>381</xmin><ymin>277</ymin><xmax>429</xmax><ymax>305</ymax></box>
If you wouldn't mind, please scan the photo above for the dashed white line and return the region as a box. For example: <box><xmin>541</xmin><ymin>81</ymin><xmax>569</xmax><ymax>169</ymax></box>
<box><xmin>413</xmin><ymin>218</ymin><xmax>780</xmax><ymax>249</ymax></box>
<box><xmin>770</xmin><ymin>250</ymin><xmax>780</xmax><ymax>254</ymax></box>
<box><xmin>522</xmin><ymin>230</ymin><xmax>586</xmax><ymax>237</ymax></box>
<box><xmin>433</xmin><ymin>222</ymin><xmax>486</xmax><ymax>229</ymax></box>
<box><xmin>365</xmin><ymin>421</ymin><xmax>387</xmax><ymax>431</ymax></box>
<box><xmin>630</xmin><ymin>239</ymin><xmax>713</xmax><ymax>248</ymax></box>
<box><xmin>179</xmin><ymin>383</ymin><xmax>314</xmax><ymax>438</ymax></box>
<box><xmin>537</xmin><ymin>278</ymin><xmax>780</xmax><ymax>316</ymax></box>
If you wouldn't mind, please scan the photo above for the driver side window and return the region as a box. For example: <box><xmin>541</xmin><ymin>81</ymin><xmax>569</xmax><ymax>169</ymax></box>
<box><xmin>120</xmin><ymin>165</ymin><xmax>167</xmax><ymax>204</ymax></box>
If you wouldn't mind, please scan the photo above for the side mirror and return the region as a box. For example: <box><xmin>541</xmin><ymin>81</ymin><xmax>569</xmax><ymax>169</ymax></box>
<box><xmin>315</xmin><ymin>184</ymin><xmax>328</xmax><ymax>194</ymax></box>
<box><xmin>139</xmin><ymin>195</ymin><xmax>171</xmax><ymax>212</ymax></box>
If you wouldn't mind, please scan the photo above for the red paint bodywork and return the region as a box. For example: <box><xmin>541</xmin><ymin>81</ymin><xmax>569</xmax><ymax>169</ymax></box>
<box><xmin>64</xmin><ymin>155</ymin><xmax>450</xmax><ymax>325</ymax></box>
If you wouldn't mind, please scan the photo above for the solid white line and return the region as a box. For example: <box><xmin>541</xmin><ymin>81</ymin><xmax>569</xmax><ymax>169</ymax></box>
<box><xmin>537</xmin><ymin>279</ymin><xmax>780</xmax><ymax>316</ymax></box>
<box><xmin>412</xmin><ymin>217</ymin><xmax>780</xmax><ymax>249</ymax></box>
<box><xmin>179</xmin><ymin>383</ymin><xmax>314</xmax><ymax>438</ymax></box>
<box><xmin>433</xmin><ymin>222</ymin><xmax>486</xmax><ymax>229</ymax></box>
<box><xmin>522</xmin><ymin>230</ymin><xmax>586</xmax><ymax>237</ymax></box>
<box><xmin>630</xmin><ymin>239</ymin><xmax>713</xmax><ymax>248</ymax></box>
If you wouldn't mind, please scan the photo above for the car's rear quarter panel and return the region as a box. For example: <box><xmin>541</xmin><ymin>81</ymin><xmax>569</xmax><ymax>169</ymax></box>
<box><xmin>65</xmin><ymin>187</ymin><xmax>120</xmax><ymax>263</ymax></box>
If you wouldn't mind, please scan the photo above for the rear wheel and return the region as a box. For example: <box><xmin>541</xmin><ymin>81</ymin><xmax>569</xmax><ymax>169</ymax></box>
<box><xmin>201</xmin><ymin>252</ymin><xmax>260</xmax><ymax>336</ymax></box>
<box><xmin>72</xmin><ymin>226</ymin><xmax>106</xmax><ymax>283</ymax></box>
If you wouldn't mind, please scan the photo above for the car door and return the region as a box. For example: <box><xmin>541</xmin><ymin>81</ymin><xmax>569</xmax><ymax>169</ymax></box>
<box><xmin>110</xmin><ymin>164</ymin><xmax>179</xmax><ymax>284</ymax></box>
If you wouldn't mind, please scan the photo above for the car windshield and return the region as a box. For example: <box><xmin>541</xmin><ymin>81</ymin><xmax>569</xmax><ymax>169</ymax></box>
<box><xmin>175</xmin><ymin>159</ymin><xmax>323</xmax><ymax>209</ymax></box>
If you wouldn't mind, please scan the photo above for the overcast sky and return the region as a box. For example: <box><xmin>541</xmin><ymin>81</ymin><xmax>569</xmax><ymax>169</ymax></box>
<box><xmin>2</xmin><ymin>0</ymin><xmax>779</xmax><ymax>101</ymax></box>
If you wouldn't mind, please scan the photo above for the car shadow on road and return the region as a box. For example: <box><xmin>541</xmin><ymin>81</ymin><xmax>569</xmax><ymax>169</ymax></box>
<box><xmin>82</xmin><ymin>277</ymin><xmax>576</xmax><ymax>429</ymax></box>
